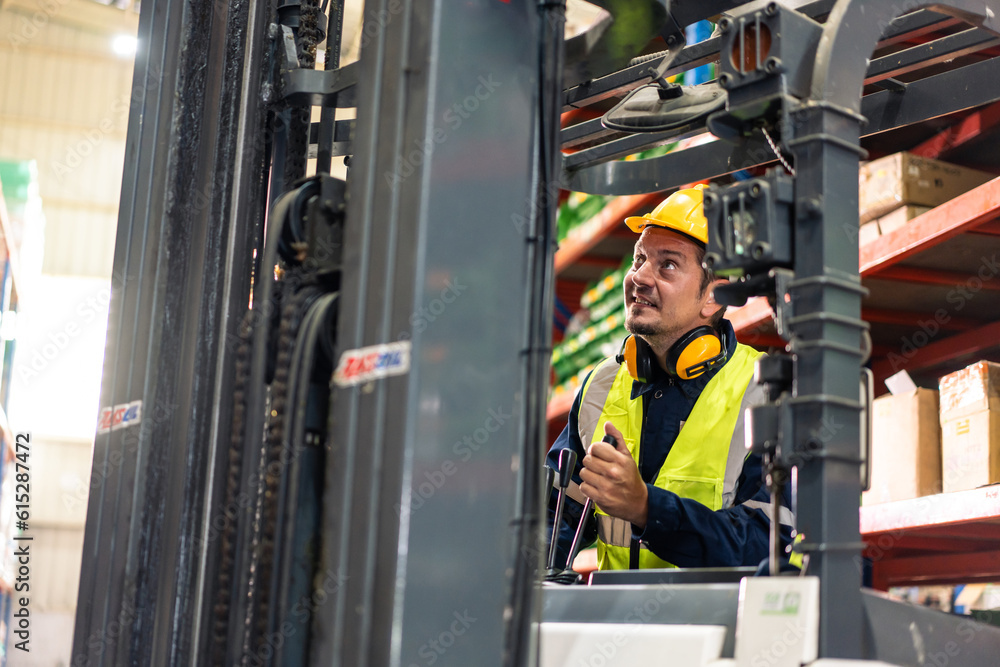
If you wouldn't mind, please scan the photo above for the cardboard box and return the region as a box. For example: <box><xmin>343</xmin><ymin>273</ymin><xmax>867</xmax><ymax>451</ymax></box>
<box><xmin>941</xmin><ymin>410</ymin><xmax>1000</xmax><ymax>493</ymax></box>
<box><xmin>873</xmin><ymin>205</ymin><xmax>932</xmax><ymax>235</ymax></box>
<box><xmin>859</xmin><ymin>152</ymin><xmax>994</xmax><ymax>223</ymax></box>
<box><xmin>858</xmin><ymin>206</ymin><xmax>931</xmax><ymax>246</ymax></box>
<box><xmin>939</xmin><ymin>360</ymin><xmax>1000</xmax><ymax>420</ymax></box>
<box><xmin>862</xmin><ymin>388</ymin><xmax>941</xmax><ymax>505</ymax></box>
<box><xmin>859</xmin><ymin>220</ymin><xmax>880</xmax><ymax>246</ymax></box>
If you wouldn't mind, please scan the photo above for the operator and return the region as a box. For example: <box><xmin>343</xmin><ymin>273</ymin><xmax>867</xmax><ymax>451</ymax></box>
<box><xmin>546</xmin><ymin>185</ymin><xmax>795</xmax><ymax>571</ymax></box>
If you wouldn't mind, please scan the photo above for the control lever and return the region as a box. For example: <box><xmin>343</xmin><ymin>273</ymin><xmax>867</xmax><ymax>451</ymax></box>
<box><xmin>546</xmin><ymin>434</ymin><xmax>618</xmax><ymax>585</ymax></box>
<box><xmin>565</xmin><ymin>434</ymin><xmax>616</xmax><ymax>573</ymax></box>
<box><xmin>546</xmin><ymin>449</ymin><xmax>577</xmax><ymax>574</ymax></box>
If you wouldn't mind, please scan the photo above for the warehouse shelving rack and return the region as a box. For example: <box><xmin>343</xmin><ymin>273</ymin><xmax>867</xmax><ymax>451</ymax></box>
<box><xmin>549</xmin><ymin>13</ymin><xmax>1000</xmax><ymax>592</ymax></box>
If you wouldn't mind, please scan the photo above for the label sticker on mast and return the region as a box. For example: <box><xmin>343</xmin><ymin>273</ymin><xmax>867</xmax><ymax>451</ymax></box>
<box><xmin>333</xmin><ymin>341</ymin><xmax>412</xmax><ymax>387</ymax></box>
<box><xmin>97</xmin><ymin>400</ymin><xmax>143</xmax><ymax>434</ymax></box>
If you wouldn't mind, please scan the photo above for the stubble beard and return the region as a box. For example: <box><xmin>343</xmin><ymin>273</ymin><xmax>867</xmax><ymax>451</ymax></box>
<box><xmin>625</xmin><ymin>317</ymin><xmax>661</xmax><ymax>338</ymax></box>
<box><xmin>625</xmin><ymin>310</ymin><xmax>681</xmax><ymax>353</ymax></box>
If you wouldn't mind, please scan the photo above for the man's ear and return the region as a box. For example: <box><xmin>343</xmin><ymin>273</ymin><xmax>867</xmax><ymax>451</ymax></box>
<box><xmin>701</xmin><ymin>278</ymin><xmax>729</xmax><ymax>319</ymax></box>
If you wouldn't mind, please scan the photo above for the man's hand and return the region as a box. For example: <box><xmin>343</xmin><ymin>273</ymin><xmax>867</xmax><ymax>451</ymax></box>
<box><xmin>579</xmin><ymin>421</ymin><xmax>648</xmax><ymax>528</ymax></box>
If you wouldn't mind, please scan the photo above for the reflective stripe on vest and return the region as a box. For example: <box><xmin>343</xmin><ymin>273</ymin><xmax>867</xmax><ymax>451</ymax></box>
<box><xmin>741</xmin><ymin>500</ymin><xmax>796</xmax><ymax>527</ymax></box>
<box><xmin>576</xmin><ymin>344</ymin><xmax>763</xmax><ymax>570</ymax></box>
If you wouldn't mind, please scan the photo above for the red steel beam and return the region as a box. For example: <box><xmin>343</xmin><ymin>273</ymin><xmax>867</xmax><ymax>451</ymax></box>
<box><xmin>875</xmin><ymin>17</ymin><xmax>962</xmax><ymax>49</ymax></box>
<box><xmin>864</xmin><ymin>537</ymin><xmax>996</xmax><ymax>565</ymax></box>
<box><xmin>862</xmin><ymin>307</ymin><xmax>983</xmax><ymax>331</ymax></box>
<box><xmin>561</xmin><ymin>107</ymin><xmax>602</xmax><ymax>128</ymax></box>
<box><xmin>861</xmin><ymin>178</ymin><xmax>1000</xmax><ymax>274</ymax></box>
<box><xmin>728</xmin><ymin>297</ymin><xmax>774</xmax><ymax>336</ymax></box>
<box><xmin>555</xmin><ymin>279</ymin><xmax>587</xmax><ymax>312</ymax></box>
<box><xmin>739</xmin><ymin>333</ymin><xmax>788</xmax><ymax>350</ymax></box>
<box><xmin>870</xmin><ymin>550</ymin><xmax>1000</xmax><ymax>590</ymax></box>
<box><xmin>970</xmin><ymin>219</ymin><xmax>1000</xmax><ymax>237</ymax></box>
<box><xmin>915</xmin><ymin>522</ymin><xmax>1000</xmax><ymax>540</ymax></box>
<box><xmin>546</xmin><ymin>389</ymin><xmax>575</xmax><ymax>422</ymax></box>
<box><xmin>572</xmin><ymin>256</ymin><xmax>627</xmax><ymax>270</ymax></box>
<box><xmin>909</xmin><ymin>101</ymin><xmax>1000</xmax><ymax>159</ymax></box>
<box><xmin>872</xmin><ymin>265</ymin><xmax>1000</xmax><ymax>292</ymax></box>
<box><xmin>870</xmin><ymin>319</ymin><xmax>1000</xmax><ymax>382</ymax></box>
<box><xmin>609</xmin><ymin>227</ymin><xmax>640</xmax><ymax>239</ymax></box>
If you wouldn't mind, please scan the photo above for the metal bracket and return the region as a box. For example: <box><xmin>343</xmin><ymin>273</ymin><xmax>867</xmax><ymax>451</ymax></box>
<box><xmin>308</xmin><ymin>119</ymin><xmax>354</xmax><ymax>159</ymax></box>
<box><xmin>281</xmin><ymin>62</ymin><xmax>358</xmax><ymax>107</ymax></box>
<box><xmin>870</xmin><ymin>77</ymin><xmax>907</xmax><ymax>93</ymax></box>
<box><xmin>647</xmin><ymin>11</ymin><xmax>687</xmax><ymax>93</ymax></box>
<box><xmin>280</xmin><ymin>24</ymin><xmax>300</xmax><ymax>70</ymax></box>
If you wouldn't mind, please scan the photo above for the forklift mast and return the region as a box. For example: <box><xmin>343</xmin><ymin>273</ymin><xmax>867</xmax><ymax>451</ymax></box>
<box><xmin>71</xmin><ymin>0</ymin><xmax>1000</xmax><ymax>665</ymax></box>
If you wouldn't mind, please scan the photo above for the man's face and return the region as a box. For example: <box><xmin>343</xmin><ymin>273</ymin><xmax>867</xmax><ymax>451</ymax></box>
<box><xmin>623</xmin><ymin>228</ymin><xmax>715</xmax><ymax>355</ymax></box>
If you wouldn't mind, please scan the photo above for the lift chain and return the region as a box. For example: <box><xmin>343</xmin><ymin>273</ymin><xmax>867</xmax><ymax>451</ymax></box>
<box><xmin>283</xmin><ymin>0</ymin><xmax>323</xmax><ymax>187</ymax></box>
<box><xmin>250</xmin><ymin>280</ymin><xmax>316</xmax><ymax>661</ymax></box>
<box><xmin>209</xmin><ymin>276</ymin><xmax>314</xmax><ymax>665</ymax></box>
<box><xmin>298</xmin><ymin>0</ymin><xmax>322</xmax><ymax>66</ymax></box>
<box><xmin>210</xmin><ymin>313</ymin><xmax>253</xmax><ymax>665</ymax></box>
<box><xmin>761</xmin><ymin>126</ymin><xmax>795</xmax><ymax>177</ymax></box>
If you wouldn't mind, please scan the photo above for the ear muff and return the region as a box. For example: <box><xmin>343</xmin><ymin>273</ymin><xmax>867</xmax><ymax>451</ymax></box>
<box><xmin>616</xmin><ymin>335</ymin><xmax>654</xmax><ymax>383</ymax></box>
<box><xmin>667</xmin><ymin>325</ymin><xmax>726</xmax><ymax>380</ymax></box>
<box><xmin>617</xmin><ymin>328</ymin><xmax>726</xmax><ymax>383</ymax></box>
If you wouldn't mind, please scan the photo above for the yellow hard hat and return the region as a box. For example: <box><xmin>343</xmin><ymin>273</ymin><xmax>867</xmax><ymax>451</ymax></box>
<box><xmin>624</xmin><ymin>184</ymin><xmax>708</xmax><ymax>245</ymax></box>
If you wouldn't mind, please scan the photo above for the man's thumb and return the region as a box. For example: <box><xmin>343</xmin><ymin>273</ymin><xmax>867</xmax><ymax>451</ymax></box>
<box><xmin>602</xmin><ymin>421</ymin><xmax>625</xmax><ymax>450</ymax></box>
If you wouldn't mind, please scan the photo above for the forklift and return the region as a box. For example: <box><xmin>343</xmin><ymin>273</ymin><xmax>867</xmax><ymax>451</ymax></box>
<box><xmin>72</xmin><ymin>0</ymin><xmax>1000</xmax><ymax>664</ymax></box>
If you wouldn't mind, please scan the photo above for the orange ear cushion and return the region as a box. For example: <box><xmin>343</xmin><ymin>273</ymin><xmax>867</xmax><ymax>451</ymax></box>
<box><xmin>674</xmin><ymin>333</ymin><xmax>723</xmax><ymax>380</ymax></box>
<box><xmin>622</xmin><ymin>335</ymin><xmax>641</xmax><ymax>381</ymax></box>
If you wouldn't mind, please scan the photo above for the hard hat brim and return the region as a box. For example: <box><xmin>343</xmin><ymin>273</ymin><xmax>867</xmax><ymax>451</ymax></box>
<box><xmin>624</xmin><ymin>215</ymin><xmax>707</xmax><ymax>245</ymax></box>
<box><xmin>624</xmin><ymin>215</ymin><xmax>653</xmax><ymax>233</ymax></box>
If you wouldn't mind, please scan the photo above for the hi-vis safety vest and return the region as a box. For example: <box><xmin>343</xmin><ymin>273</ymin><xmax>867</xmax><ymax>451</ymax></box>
<box><xmin>575</xmin><ymin>343</ymin><xmax>770</xmax><ymax>570</ymax></box>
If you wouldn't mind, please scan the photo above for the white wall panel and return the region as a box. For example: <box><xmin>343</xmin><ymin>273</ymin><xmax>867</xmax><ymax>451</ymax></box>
<box><xmin>43</xmin><ymin>206</ymin><xmax>118</xmax><ymax>275</ymax></box>
<box><xmin>0</xmin><ymin>1</ymin><xmax>137</xmax><ymax>278</ymax></box>
<box><xmin>30</xmin><ymin>435</ymin><xmax>94</xmax><ymax>528</ymax></box>
<box><xmin>28</xmin><ymin>525</ymin><xmax>85</xmax><ymax>612</ymax></box>
<box><xmin>7</xmin><ymin>611</ymin><xmax>75</xmax><ymax>667</ymax></box>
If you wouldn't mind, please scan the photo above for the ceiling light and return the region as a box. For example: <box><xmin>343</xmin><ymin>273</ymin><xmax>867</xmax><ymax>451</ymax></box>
<box><xmin>112</xmin><ymin>35</ymin><xmax>138</xmax><ymax>58</ymax></box>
